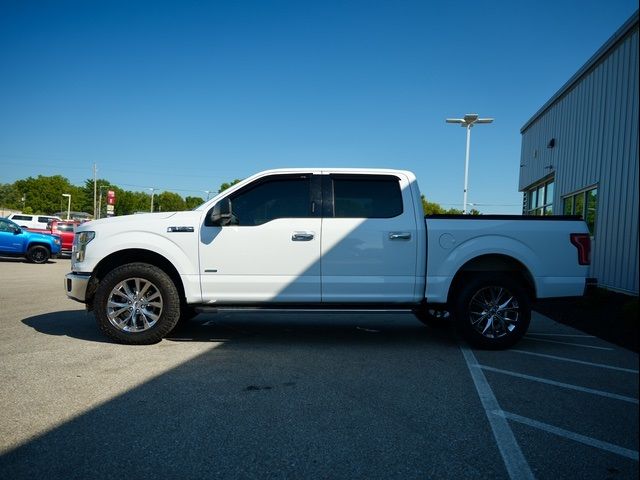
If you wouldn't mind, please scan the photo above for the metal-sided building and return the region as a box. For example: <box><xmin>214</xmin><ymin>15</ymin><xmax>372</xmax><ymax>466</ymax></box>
<box><xmin>519</xmin><ymin>11</ymin><xmax>639</xmax><ymax>295</ymax></box>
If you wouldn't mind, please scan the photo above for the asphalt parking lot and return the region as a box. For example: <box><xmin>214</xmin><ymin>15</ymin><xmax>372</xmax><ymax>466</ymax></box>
<box><xmin>0</xmin><ymin>259</ymin><xmax>638</xmax><ymax>479</ymax></box>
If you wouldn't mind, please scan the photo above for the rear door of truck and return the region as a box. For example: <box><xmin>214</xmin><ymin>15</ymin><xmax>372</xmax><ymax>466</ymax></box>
<box><xmin>320</xmin><ymin>173</ymin><xmax>418</xmax><ymax>302</ymax></box>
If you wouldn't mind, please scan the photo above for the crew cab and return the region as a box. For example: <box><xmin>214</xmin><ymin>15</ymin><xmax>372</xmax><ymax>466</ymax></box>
<box><xmin>64</xmin><ymin>169</ymin><xmax>591</xmax><ymax>348</ymax></box>
<box><xmin>0</xmin><ymin>217</ymin><xmax>62</xmax><ymax>263</ymax></box>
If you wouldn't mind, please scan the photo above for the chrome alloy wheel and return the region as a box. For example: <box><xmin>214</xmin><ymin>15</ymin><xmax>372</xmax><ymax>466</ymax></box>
<box><xmin>468</xmin><ymin>286</ymin><xmax>519</xmax><ymax>339</ymax></box>
<box><xmin>106</xmin><ymin>277</ymin><xmax>164</xmax><ymax>332</ymax></box>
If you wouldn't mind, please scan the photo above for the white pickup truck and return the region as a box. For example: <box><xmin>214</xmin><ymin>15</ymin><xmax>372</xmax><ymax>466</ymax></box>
<box><xmin>64</xmin><ymin>168</ymin><xmax>592</xmax><ymax>348</ymax></box>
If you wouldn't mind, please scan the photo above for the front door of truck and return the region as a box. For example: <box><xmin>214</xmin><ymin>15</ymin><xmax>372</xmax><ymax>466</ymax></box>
<box><xmin>199</xmin><ymin>173</ymin><xmax>322</xmax><ymax>303</ymax></box>
<box><xmin>320</xmin><ymin>173</ymin><xmax>418</xmax><ymax>302</ymax></box>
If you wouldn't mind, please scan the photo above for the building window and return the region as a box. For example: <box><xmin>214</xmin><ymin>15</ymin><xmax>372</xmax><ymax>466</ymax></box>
<box><xmin>562</xmin><ymin>186</ymin><xmax>598</xmax><ymax>235</ymax></box>
<box><xmin>525</xmin><ymin>177</ymin><xmax>554</xmax><ymax>215</ymax></box>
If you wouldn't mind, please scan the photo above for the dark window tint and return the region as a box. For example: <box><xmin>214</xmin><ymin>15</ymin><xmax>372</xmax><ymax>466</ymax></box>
<box><xmin>230</xmin><ymin>176</ymin><xmax>311</xmax><ymax>226</ymax></box>
<box><xmin>12</xmin><ymin>215</ymin><xmax>31</xmax><ymax>221</ymax></box>
<box><xmin>0</xmin><ymin>219</ymin><xmax>16</xmax><ymax>232</ymax></box>
<box><xmin>333</xmin><ymin>177</ymin><xmax>402</xmax><ymax>218</ymax></box>
<box><xmin>56</xmin><ymin>224</ymin><xmax>75</xmax><ymax>232</ymax></box>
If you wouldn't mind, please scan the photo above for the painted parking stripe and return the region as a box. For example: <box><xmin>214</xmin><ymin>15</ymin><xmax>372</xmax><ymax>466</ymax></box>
<box><xmin>524</xmin><ymin>337</ymin><xmax>613</xmax><ymax>351</ymax></box>
<box><xmin>478</xmin><ymin>365</ymin><xmax>639</xmax><ymax>404</ymax></box>
<box><xmin>511</xmin><ymin>350</ymin><xmax>639</xmax><ymax>374</ymax></box>
<box><xmin>495</xmin><ymin>410</ymin><xmax>639</xmax><ymax>461</ymax></box>
<box><xmin>460</xmin><ymin>346</ymin><xmax>535</xmax><ymax>480</ymax></box>
<box><xmin>527</xmin><ymin>333</ymin><xmax>595</xmax><ymax>338</ymax></box>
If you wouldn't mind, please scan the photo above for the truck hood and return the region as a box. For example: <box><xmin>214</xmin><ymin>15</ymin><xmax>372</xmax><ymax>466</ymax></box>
<box><xmin>24</xmin><ymin>230</ymin><xmax>61</xmax><ymax>242</ymax></box>
<box><xmin>78</xmin><ymin>211</ymin><xmax>200</xmax><ymax>231</ymax></box>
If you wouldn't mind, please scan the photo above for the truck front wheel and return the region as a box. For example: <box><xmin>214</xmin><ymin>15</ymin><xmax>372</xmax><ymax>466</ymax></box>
<box><xmin>94</xmin><ymin>263</ymin><xmax>181</xmax><ymax>345</ymax></box>
<box><xmin>27</xmin><ymin>245</ymin><xmax>50</xmax><ymax>264</ymax></box>
<box><xmin>453</xmin><ymin>274</ymin><xmax>531</xmax><ymax>349</ymax></box>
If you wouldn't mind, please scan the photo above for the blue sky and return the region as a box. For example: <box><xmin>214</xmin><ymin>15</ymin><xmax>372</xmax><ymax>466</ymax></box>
<box><xmin>1</xmin><ymin>0</ymin><xmax>637</xmax><ymax>213</ymax></box>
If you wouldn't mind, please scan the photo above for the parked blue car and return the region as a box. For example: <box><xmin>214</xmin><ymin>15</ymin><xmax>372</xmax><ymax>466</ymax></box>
<box><xmin>0</xmin><ymin>217</ymin><xmax>61</xmax><ymax>263</ymax></box>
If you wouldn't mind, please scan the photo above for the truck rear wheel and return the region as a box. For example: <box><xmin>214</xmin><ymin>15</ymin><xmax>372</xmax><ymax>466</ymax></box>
<box><xmin>27</xmin><ymin>245</ymin><xmax>50</xmax><ymax>264</ymax></box>
<box><xmin>453</xmin><ymin>274</ymin><xmax>530</xmax><ymax>349</ymax></box>
<box><xmin>94</xmin><ymin>263</ymin><xmax>181</xmax><ymax>345</ymax></box>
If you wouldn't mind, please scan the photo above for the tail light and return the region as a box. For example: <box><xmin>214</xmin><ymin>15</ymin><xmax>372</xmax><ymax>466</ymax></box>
<box><xmin>570</xmin><ymin>233</ymin><xmax>591</xmax><ymax>265</ymax></box>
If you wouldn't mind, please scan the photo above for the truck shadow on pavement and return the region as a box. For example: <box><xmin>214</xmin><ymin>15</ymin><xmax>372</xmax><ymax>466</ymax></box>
<box><xmin>22</xmin><ymin>310</ymin><xmax>457</xmax><ymax>347</ymax></box>
<box><xmin>22</xmin><ymin>310</ymin><xmax>112</xmax><ymax>343</ymax></box>
<box><xmin>6</xmin><ymin>314</ymin><xmax>495</xmax><ymax>480</ymax></box>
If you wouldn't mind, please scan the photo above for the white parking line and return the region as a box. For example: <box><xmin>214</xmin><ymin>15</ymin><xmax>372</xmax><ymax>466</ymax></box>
<box><xmin>511</xmin><ymin>350</ymin><xmax>639</xmax><ymax>374</ymax></box>
<box><xmin>478</xmin><ymin>365</ymin><xmax>639</xmax><ymax>404</ymax></box>
<box><xmin>460</xmin><ymin>346</ymin><xmax>535</xmax><ymax>480</ymax></box>
<box><xmin>524</xmin><ymin>337</ymin><xmax>613</xmax><ymax>351</ymax></box>
<box><xmin>527</xmin><ymin>333</ymin><xmax>595</xmax><ymax>338</ymax></box>
<box><xmin>495</xmin><ymin>410</ymin><xmax>639</xmax><ymax>461</ymax></box>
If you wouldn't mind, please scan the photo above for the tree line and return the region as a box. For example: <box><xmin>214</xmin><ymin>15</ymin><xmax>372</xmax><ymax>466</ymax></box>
<box><xmin>0</xmin><ymin>175</ymin><xmax>208</xmax><ymax>217</ymax></box>
<box><xmin>0</xmin><ymin>174</ymin><xmax>475</xmax><ymax>217</ymax></box>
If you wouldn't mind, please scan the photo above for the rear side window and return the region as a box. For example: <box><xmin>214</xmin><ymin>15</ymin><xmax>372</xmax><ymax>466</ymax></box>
<box><xmin>56</xmin><ymin>224</ymin><xmax>75</xmax><ymax>232</ymax></box>
<box><xmin>230</xmin><ymin>176</ymin><xmax>312</xmax><ymax>226</ymax></box>
<box><xmin>11</xmin><ymin>215</ymin><xmax>32</xmax><ymax>221</ymax></box>
<box><xmin>332</xmin><ymin>176</ymin><xmax>403</xmax><ymax>218</ymax></box>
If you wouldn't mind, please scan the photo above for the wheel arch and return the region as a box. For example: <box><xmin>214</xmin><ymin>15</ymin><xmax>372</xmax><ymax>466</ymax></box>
<box><xmin>27</xmin><ymin>242</ymin><xmax>52</xmax><ymax>252</ymax></box>
<box><xmin>87</xmin><ymin>249</ymin><xmax>186</xmax><ymax>310</ymax></box>
<box><xmin>446</xmin><ymin>254</ymin><xmax>536</xmax><ymax>306</ymax></box>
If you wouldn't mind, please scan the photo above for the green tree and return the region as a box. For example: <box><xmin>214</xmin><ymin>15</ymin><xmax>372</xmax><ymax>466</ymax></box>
<box><xmin>82</xmin><ymin>178</ymin><xmax>113</xmax><ymax>216</ymax></box>
<box><xmin>14</xmin><ymin>175</ymin><xmax>79</xmax><ymax>214</ymax></box>
<box><xmin>0</xmin><ymin>183</ymin><xmax>21</xmax><ymax>210</ymax></box>
<box><xmin>114</xmin><ymin>189</ymin><xmax>151</xmax><ymax>216</ymax></box>
<box><xmin>155</xmin><ymin>191</ymin><xmax>186</xmax><ymax>212</ymax></box>
<box><xmin>218</xmin><ymin>179</ymin><xmax>242</xmax><ymax>193</ymax></box>
<box><xmin>420</xmin><ymin>195</ymin><xmax>481</xmax><ymax>215</ymax></box>
<box><xmin>421</xmin><ymin>195</ymin><xmax>446</xmax><ymax>215</ymax></box>
<box><xmin>185</xmin><ymin>196</ymin><xmax>205</xmax><ymax>209</ymax></box>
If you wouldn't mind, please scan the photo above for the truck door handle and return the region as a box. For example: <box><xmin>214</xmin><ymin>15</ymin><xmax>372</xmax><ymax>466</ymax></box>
<box><xmin>292</xmin><ymin>232</ymin><xmax>315</xmax><ymax>241</ymax></box>
<box><xmin>389</xmin><ymin>232</ymin><xmax>411</xmax><ymax>240</ymax></box>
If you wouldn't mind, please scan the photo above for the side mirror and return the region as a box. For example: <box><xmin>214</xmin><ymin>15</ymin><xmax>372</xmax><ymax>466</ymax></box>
<box><xmin>206</xmin><ymin>197</ymin><xmax>232</xmax><ymax>226</ymax></box>
<box><xmin>13</xmin><ymin>226</ymin><xmax>23</xmax><ymax>235</ymax></box>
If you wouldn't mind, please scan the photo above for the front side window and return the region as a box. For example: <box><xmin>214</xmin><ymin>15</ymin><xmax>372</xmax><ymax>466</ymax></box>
<box><xmin>229</xmin><ymin>176</ymin><xmax>312</xmax><ymax>226</ymax></box>
<box><xmin>562</xmin><ymin>186</ymin><xmax>598</xmax><ymax>235</ymax></box>
<box><xmin>332</xmin><ymin>176</ymin><xmax>403</xmax><ymax>218</ymax></box>
<box><xmin>0</xmin><ymin>219</ymin><xmax>17</xmax><ymax>232</ymax></box>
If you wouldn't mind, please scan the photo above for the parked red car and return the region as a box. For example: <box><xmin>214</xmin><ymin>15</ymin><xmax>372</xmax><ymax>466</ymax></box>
<box><xmin>48</xmin><ymin>220</ymin><xmax>80</xmax><ymax>256</ymax></box>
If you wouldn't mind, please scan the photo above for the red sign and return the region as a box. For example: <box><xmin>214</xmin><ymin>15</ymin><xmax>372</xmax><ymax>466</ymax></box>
<box><xmin>107</xmin><ymin>190</ymin><xmax>116</xmax><ymax>205</ymax></box>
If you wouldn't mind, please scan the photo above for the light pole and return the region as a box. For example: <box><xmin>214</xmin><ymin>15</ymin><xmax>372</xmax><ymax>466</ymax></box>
<box><xmin>62</xmin><ymin>193</ymin><xmax>71</xmax><ymax>220</ymax></box>
<box><xmin>446</xmin><ymin>113</ymin><xmax>494</xmax><ymax>214</ymax></box>
<box><xmin>204</xmin><ymin>190</ymin><xmax>212</xmax><ymax>201</ymax></box>
<box><xmin>149</xmin><ymin>188</ymin><xmax>155</xmax><ymax>212</ymax></box>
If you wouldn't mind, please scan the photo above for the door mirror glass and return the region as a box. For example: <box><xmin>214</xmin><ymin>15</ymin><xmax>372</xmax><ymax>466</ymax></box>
<box><xmin>206</xmin><ymin>198</ymin><xmax>232</xmax><ymax>226</ymax></box>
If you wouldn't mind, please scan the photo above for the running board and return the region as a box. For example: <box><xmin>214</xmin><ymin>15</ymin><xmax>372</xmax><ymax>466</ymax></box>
<box><xmin>194</xmin><ymin>304</ymin><xmax>418</xmax><ymax>314</ymax></box>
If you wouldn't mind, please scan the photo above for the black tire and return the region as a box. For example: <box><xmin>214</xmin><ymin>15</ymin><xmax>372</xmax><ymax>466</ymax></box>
<box><xmin>453</xmin><ymin>273</ymin><xmax>531</xmax><ymax>349</ymax></box>
<box><xmin>169</xmin><ymin>304</ymin><xmax>199</xmax><ymax>333</ymax></box>
<box><xmin>180</xmin><ymin>305</ymin><xmax>198</xmax><ymax>322</ymax></box>
<box><xmin>414</xmin><ymin>307</ymin><xmax>451</xmax><ymax>328</ymax></box>
<box><xmin>94</xmin><ymin>263</ymin><xmax>181</xmax><ymax>345</ymax></box>
<box><xmin>27</xmin><ymin>245</ymin><xmax>50</xmax><ymax>264</ymax></box>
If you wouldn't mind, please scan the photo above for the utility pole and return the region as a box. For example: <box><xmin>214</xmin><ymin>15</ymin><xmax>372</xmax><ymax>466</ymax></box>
<box><xmin>93</xmin><ymin>163</ymin><xmax>97</xmax><ymax>219</ymax></box>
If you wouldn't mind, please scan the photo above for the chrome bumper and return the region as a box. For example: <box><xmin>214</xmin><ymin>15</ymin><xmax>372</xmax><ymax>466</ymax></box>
<box><xmin>64</xmin><ymin>272</ymin><xmax>90</xmax><ymax>303</ymax></box>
